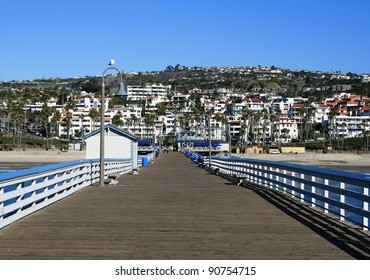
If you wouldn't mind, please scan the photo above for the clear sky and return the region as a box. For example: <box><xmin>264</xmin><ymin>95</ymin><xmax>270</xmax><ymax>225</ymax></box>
<box><xmin>1</xmin><ymin>0</ymin><xmax>369</xmax><ymax>81</ymax></box>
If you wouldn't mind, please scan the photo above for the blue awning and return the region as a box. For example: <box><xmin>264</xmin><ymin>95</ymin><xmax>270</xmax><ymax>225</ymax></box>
<box><xmin>139</xmin><ymin>141</ymin><xmax>153</xmax><ymax>146</ymax></box>
<box><xmin>193</xmin><ymin>141</ymin><xmax>221</xmax><ymax>147</ymax></box>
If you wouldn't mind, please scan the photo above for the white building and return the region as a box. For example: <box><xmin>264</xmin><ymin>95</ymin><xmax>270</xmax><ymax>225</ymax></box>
<box><xmin>126</xmin><ymin>84</ymin><xmax>171</xmax><ymax>101</ymax></box>
<box><xmin>330</xmin><ymin>115</ymin><xmax>370</xmax><ymax>138</ymax></box>
<box><xmin>82</xmin><ymin>124</ymin><xmax>138</xmax><ymax>169</ymax></box>
<box><xmin>273</xmin><ymin>118</ymin><xmax>298</xmax><ymax>143</ymax></box>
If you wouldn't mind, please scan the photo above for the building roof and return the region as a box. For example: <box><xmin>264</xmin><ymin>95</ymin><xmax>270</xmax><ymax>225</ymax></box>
<box><xmin>82</xmin><ymin>124</ymin><xmax>138</xmax><ymax>142</ymax></box>
<box><xmin>243</xmin><ymin>97</ymin><xmax>261</xmax><ymax>103</ymax></box>
<box><xmin>292</xmin><ymin>103</ymin><xmax>304</xmax><ymax>108</ymax></box>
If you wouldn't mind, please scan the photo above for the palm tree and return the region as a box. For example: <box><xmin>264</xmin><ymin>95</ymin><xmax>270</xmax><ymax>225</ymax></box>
<box><xmin>89</xmin><ymin>108</ymin><xmax>100</xmax><ymax>131</ymax></box>
<box><xmin>112</xmin><ymin>111</ymin><xmax>124</xmax><ymax>127</ymax></box>
<box><xmin>190</xmin><ymin>105</ymin><xmax>202</xmax><ymax>138</ymax></box>
<box><xmin>131</xmin><ymin>115</ymin><xmax>138</xmax><ymax>135</ymax></box>
<box><xmin>301</xmin><ymin>101</ymin><xmax>316</xmax><ymax>141</ymax></box>
<box><xmin>241</xmin><ymin>108</ymin><xmax>254</xmax><ymax>145</ymax></box>
<box><xmin>298</xmin><ymin>106</ymin><xmax>306</xmax><ymax>141</ymax></box>
<box><xmin>78</xmin><ymin>113</ymin><xmax>85</xmax><ymax>135</ymax></box>
<box><xmin>65</xmin><ymin>111</ymin><xmax>73</xmax><ymax>139</ymax></box>
<box><xmin>359</xmin><ymin>120</ymin><xmax>369</xmax><ymax>151</ymax></box>
<box><xmin>328</xmin><ymin>106</ymin><xmax>339</xmax><ymax>145</ymax></box>
<box><xmin>9</xmin><ymin>101</ymin><xmax>26</xmax><ymax>149</ymax></box>
<box><xmin>340</xmin><ymin>122</ymin><xmax>347</xmax><ymax>150</ymax></box>
<box><xmin>156</xmin><ymin>103</ymin><xmax>166</xmax><ymax>116</ymax></box>
<box><xmin>125</xmin><ymin>117</ymin><xmax>133</xmax><ymax>133</ymax></box>
<box><xmin>51</xmin><ymin>109</ymin><xmax>61</xmax><ymax>137</ymax></box>
<box><xmin>273</xmin><ymin>106</ymin><xmax>282</xmax><ymax>145</ymax></box>
<box><xmin>40</xmin><ymin>103</ymin><xmax>53</xmax><ymax>149</ymax></box>
<box><xmin>64</xmin><ymin>99</ymin><xmax>77</xmax><ymax>111</ymax></box>
<box><xmin>281</xmin><ymin>128</ymin><xmax>290</xmax><ymax>143</ymax></box>
<box><xmin>252</xmin><ymin>111</ymin><xmax>262</xmax><ymax>146</ymax></box>
<box><xmin>144</xmin><ymin>112</ymin><xmax>156</xmax><ymax>142</ymax></box>
<box><xmin>215</xmin><ymin>114</ymin><xmax>229</xmax><ymax>140</ymax></box>
<box><xmin>269</xmin><ymin>114</ymin><xmax>277</xmax><ymax>143</ymax></box>
<box><xmin>365</xmin><ymin>130</ymin><xmax>370</xmax><ymax>152</ymax></box>
<box><xmin>261</xmin><ymin>108</ymin><xmax>269</xmax><ymax>151</ymax></box>
<box><xmin>1</xmin><ymin>89</ymin><xmax>28</xmax><ymax>149</ymax></box>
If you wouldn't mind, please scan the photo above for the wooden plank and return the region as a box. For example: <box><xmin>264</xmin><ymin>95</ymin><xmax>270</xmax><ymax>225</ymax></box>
<box><xmin>0</xmin><ymin>152</ymin><xmax>364</xmax><ymax>259</ymax></box>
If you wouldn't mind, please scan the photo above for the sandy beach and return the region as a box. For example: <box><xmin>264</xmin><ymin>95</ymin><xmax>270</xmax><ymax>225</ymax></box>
<box><xmin>0</xmin><ymin>149</ymin><xmax>86</xmax><ymax>163</ymax></box>
<box><xmin>235</xmin><ymin>152</ymin><xmax>370</xmax><ymax>173</ymax></box>
<box><xmin>0</xmin><ymin>149</ymin><xmax>369</xmax><ymax>173</ymax></box>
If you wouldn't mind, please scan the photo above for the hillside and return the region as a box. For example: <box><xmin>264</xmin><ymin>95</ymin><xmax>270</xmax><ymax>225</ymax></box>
<box><xmin>1</xmin><ymin>65</ymin><xmax>370</xmax><ymax>100</ymax></box>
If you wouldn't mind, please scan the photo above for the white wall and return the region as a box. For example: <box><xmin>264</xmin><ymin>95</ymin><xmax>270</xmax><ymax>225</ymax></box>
<box><xmin>85</xmin><ymin>130</ymin><xmax>132</xmax><ymax>159</ymax></box>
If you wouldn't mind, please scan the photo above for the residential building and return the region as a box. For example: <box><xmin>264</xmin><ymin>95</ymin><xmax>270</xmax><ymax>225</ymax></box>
<box><xmin>126</xmin><ymin>84</ymin><xmax>171</xmax><ymax>101</ymax></box>
<box><xmin>273</xmin><ymin>118</ymin><xmax>298</xmax><ymax>143</ymax></box>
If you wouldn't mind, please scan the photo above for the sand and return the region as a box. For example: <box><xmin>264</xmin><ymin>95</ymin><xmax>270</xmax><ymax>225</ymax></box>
<box><xmin>0</xmin><ymin>149</ymin><xmax>86</xmax><ymax>163</ymax></box>
<box><xmin>0</xmin><ymin>149</ymin><xmax>369</xmax><ymax>172</ymax></box>
<box><xmin>235</xmin><ymin>152</ymin><xmax>370</xmax><ymax>172</ymax></box>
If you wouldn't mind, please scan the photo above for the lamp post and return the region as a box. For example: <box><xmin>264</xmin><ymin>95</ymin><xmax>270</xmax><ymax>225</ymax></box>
<box><xmin>100</xmin><ymin>59</ymin><xmax>126</xmax><ymax>187</ymax></box>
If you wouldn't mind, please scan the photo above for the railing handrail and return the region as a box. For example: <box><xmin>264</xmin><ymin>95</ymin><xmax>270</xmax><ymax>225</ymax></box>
<box><xmin>212</xmin><ymin>156</ymin><xmax>370</xmax><ymax>187</ymax></box>
<box><xmin>0</xmin><ymin>158</ymin><xmax>133</xmax><ymax>229</ymax></box>
<box><xmin>0</xmin><ymin>159</ymin><xmax>92</xmax><ymax>183</ymax></box>
<box><xmin>0</xmin><ymin>158</ymin><xmax>131</xmax><ymax>183</ymax></box>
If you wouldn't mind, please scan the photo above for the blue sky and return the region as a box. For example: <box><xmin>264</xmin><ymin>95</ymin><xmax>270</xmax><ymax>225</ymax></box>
<box><xmin>1</xmin><ymin>0</ymin><xmax>369</xmax><ymax>81</ymax></box>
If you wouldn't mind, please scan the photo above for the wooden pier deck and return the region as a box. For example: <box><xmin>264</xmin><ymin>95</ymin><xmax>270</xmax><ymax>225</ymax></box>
<box><xmin>0</xmin><ymin>152</ymin><xmax>369</xmax><ymax>259</ymax></box>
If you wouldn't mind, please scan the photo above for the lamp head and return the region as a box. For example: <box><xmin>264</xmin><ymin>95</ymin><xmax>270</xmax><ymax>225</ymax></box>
<box><xmin>115</xmin><ymin>82</ymin><xmax>127</xmax><ymax>98</ymax></box>
<box><xmin>108</xmin><ymin>59</ymin><xmax>115</xmax><ymax>66</ymax></box>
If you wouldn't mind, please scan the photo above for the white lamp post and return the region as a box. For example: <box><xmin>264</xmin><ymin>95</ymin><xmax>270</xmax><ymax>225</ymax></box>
<box><xmin>100</xmin><ymin>59</ymin><xmax>126</xmax><ymax>187</ymax></box>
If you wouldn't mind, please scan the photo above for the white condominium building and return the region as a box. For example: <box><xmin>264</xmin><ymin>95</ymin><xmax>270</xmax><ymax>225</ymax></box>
<box><xmin>126</xmin><ymin>84</ymin><xmax>171</xmax><ymax>101</ymax></box>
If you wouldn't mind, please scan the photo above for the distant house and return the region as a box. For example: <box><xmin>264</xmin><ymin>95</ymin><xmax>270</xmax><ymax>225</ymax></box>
<box><xmin>82</xmin><ymin>124</ymin><xmax>138</xmax><ymax>169</ymax></box>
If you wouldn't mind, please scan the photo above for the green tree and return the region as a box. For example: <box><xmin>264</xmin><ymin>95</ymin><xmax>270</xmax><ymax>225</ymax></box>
<box><xmin>261</xmin><ymin>108</ymin><xmax>269</xmax><ymax>150</ymax></box>
<box><xmin>9</xmin><ymin>100</ymin><xmax>26</xmax><ymax>148</ymax></box>
<box><xmin>328</xmin><ymin>106</ymin><xmax>339</xmax><ymax>145</ymax></box>
<box><xmin>144</xmin><ymin>112</ymin><xmax>156</xmax><ymax>141</ymax></box>
<box><xmin>89</xmin><ymin>108</ymin><xmax>100</xmax><ymax>131</ymax></box>
<box><xmin>64</xmin><ymin>99</ymin><xmax>77</xmax><ymax>111</ymax></box>
<box><xmin>51</xmin><ymin>109</ymin><xmax>61</xmax><ymax>137</ymax></box>
<box><xmin>252</xmin><ymin>111</ymin><xmax>262</xmax><ymax>146</ymax></box>
<box><xmin>81</xmin><ymin>81</ymin><xmax>100</xmax><ymax>94</ymax></box>
<box><xmin>215</xmin><ymin>114</ymin><xmax>229</xmax><ymax>143</ymax></box>
<box><xmin>65</xmin><ymin>111</ymin><xmax>73</xmax><ymax>139</ymax></box>
<box><xmin>241</xmin><ymin>108</ymin><xmax>254</xmax><ymax>145</ymax></box>
<box><xmin>131</xmin><ymin>115</ymin><xmax>138</xmax><ymax>135</ymax></box>
<box><xmin>273</xmin><ymin>106</ymin><xmax>282</xmax><ymax>145</ymax></box>
<box><xmin>281</xmin><ymin>128</ymin><xmax>290</xmax><ymax>143</ymax></box>
<box><xmin>112</xmin><ymin>111</ymin><xmax>124</xmax><ymax>127</ymax></box>
<box><xmin>40</xmin><ymin>103</ymin><xmax>53</xmax><ymax>149</ymax></box>
<box><xmin>156</xmin><ymin>103</ymin><xmax>167</xmax><ymax>116</ymax></box>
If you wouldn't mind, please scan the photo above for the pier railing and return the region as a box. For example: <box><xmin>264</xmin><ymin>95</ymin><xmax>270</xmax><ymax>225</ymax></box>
<box><xmin>196</xmin><ymin>154</ymin><xmax>370</xmax><ymax>231</ymax></box>
<box><xmin>0</xmin><ymin>158</ymin><xmax>132</xmax><ymax>229</ymax></box>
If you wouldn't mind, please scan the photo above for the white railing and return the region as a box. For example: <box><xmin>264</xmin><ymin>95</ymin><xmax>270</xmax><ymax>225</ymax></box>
<box><xmin>202</xmin><ymin>155</ymin><xmax>370</xmax><ymax>231</ymax></box>
<box><xmin>0</xmin><ymin>158</ymin><xmax>132</xmax><ymax>229</ymax></box>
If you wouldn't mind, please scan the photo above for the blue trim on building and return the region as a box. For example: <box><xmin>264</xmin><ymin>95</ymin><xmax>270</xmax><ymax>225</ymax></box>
<box><xmin>82</xmin><ymin>124</ymin><xmax>138</xmax><ymax>142</ymax></box>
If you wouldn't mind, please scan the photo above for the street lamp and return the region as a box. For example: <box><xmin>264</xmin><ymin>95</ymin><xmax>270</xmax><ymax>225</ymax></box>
<box><xmin>100</xmin><ymin>59</ymin><xmax>126</xmax><ymax>187</ymax></box>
